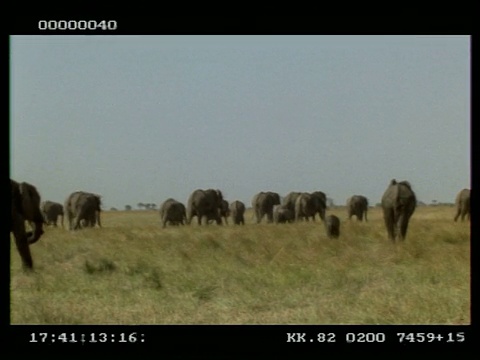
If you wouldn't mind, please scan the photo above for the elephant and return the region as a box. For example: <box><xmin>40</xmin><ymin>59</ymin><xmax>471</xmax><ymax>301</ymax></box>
<box><xmin>219</xmin><ymin>199</ymin><xmax>230</xmax><ymax>225</ymax></box>
<box><xmin>41</xmin><ymin>201</ymin><xmax>64</xmax><ymax>227</ymax></box>
<box><xmin>381</xmin><ymin>179</ymin><xmax>416</xmax><ymax>242</ymax></box>
<box><xmin>310</xmin><ymin>191</ymin><xmax>327</xmax><ymax>221</ymax></box>
<box><xmin>294</xmin><ymin>192</ymin><xmax>324</xmax><ymax>222</ymax></box>
<box><xmin>10</xmin><ymin>179</ymin><xmax>45</xmax><ymax>269</ymax></box>
<box><xmin>186</xmin><ymin>189</ymin><xmax>224</xmax><ymax>225</ymax></box>
<box><xmin>229</xmin><ymin>200</ymin><xmax>246</xmax><ymax>225</ymax></box>
<box><xmin>79</xmin><ymin>211</ymin><xmax>98</xmax><ymax>228</ymax></box>
<box><xmin>346</xmin><ymin>195</ymin><xmax>369</xmax><ymax>222</ymax></box>
<box><xmin>454</xmin><ymin>188</ymin><xmax>470</xmax><ymax>222</ymax></box>
<box><xmin>273</xmin><ymin>204</ymin><xmax>294</xmax><ymax>224</ymax></box>
<box><xmin>251</xmin><ymin>191</ymin><xmax>281</xmax><ymax>223</ymax></box>
<box><xmin>281</xmin><ymin>191</ymin><xmax>302</xmax><ymax>216</ymax></box>
<box><xmin>159</xmin><ymin>198</ymin><xmax>187</xmax><ymax>228</ymax></box>
<box><xmin>283</xmin><ymin>191</ymin><xmax>326</xmax><ymax>221</ymax></box>
<box><xmin>324</xmin><ymin>214</ymin><xmax>340</xmax><ymax>238</ymax></box>
<box><xmin>64</xmin><ymin>191</ymin><xmax>102</xmax><ymax>230</ymax></box>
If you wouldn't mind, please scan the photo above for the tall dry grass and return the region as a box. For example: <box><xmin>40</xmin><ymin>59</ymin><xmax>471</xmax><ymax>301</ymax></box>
<box><xmin>10</xmin><ymin>206</ymin><xmax>470</xmax><ymax>324</ymax></box>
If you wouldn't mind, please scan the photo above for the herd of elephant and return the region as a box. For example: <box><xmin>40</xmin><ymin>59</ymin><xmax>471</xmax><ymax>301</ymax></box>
<box><xmin>10</xmin><ymin>178</ymin><xmax>471</xmax><ymax>270</ymax></box>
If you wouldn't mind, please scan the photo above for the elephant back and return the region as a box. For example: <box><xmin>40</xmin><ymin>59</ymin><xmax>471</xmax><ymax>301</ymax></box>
<box><xmin>282</xmin><ymin>192</ymin><xmax>302</xmax><ymax>212</ymax></box>
<box><xmin>348</xmin><ymin>195</ymin><xmax>368</xmax><ymax>208</ymax></box>
<box><xmin>273</xmin><ymin>205</ymin><xmax>293</xmax><ymax>223</ymax></box>
<box><xmin>44</xmin><ymin>201</ymin><xmax>64</xmax><ymax>213</ymax></box>
<box><xmin>42</xmin><ymin>201</ymin><xmax>64</xmax><ymax>220</ymax></box>
<box><xmin>295</xmin><ymin>192</ymin><xmax>314</xmax><ymax>212</ymax></box>
<box><xmin>381</xmin><ymin>179</ymin><xmax>416</xmax><ymax>211</ymax></box>
<box><xmin>325</xmin><ymin>215</ymin><xmax>340</xmax><ymax>238</ymax></box>
<box><xmin>252</xmin><ymin>191</ymin><xmax>280</xmax><ymax>209</ymax></box>
<box><xmin>160</xmin><ymin>198</ymin><xmax>177</xmax><ymax>213</ymax></box>
<box><xmin>160</xmin><ymin>198</ymin><xmax>186</xmax><ymax>222</ymax></box>
<box><xmin>310</xmin><ymin>191</ymin><xmax>327</xmax><ymax>220</ymax></box>
<box><xmin>188</xmin><ymin>189</ymin><xmax>223</xmax><ymax>213</ymax></box>
<box><xmin>229</xmin><ymin>200</ymin><xmax>245</xmax><ymax>213</ymax></box>
<box><xmin>220</xmin><ymin>199</ymin><xmax>230</xmax><ymax>217</ymax></box>
<box><xmin>455</xmin><ymin>188</ymin><xmax>470</xmax><ymax>204</ymax></box>
<box><xmin>65</xmin><ymin>191</ymin><xmax>102</xmax><ymax>216</ymax></box>
<box><xmin>310</xmin><ymin>191</ymin><xmax>327</xmax><ymax>207</ymax></box>
<box><xmin>17</xmin><ymin>181</ymin><xmax>43</xmax><ymax>223</ymax></box>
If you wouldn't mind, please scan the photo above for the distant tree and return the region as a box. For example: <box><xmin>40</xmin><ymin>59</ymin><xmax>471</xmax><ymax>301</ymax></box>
<box><xmin>110</xmin><ymin>207</ymin><xmax>117</xmax><ymax>211</ymax></box>
<box><xmin>431</xmin><ymin>200</ymin><xmax>438</xmax><ymax>206</ymax></box>
<box><xmin>150</xmin><ymin>203</ymin><xmax>157</xmax><ymax>210</ymax></box>
<box><xmin>125</xmin><ymin>205</ymin><xmax>132</xmax><ymax>211</ymax></box>
<box><xmin>137</xmin><ymin>202</ymin><xmax>144</xmax><ymax>210</ymax></box>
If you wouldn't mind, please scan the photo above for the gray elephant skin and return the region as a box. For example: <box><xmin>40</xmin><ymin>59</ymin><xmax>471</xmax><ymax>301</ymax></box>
<box><xmin>41</xmin><ymin>201</ymin><xmax>64</xmax><ymax>227</ymax></box>
<box><xmin>273</xmin><ymin>204</ymin><xmax>294</xmax><ymax>224</ymax></box>
<box><xmin>346</xmin><ymin>195</ymin><xmax>369</xmax><ymax>222</ymax></box>
<box><xmin>295</xmin><ymin>192</ymin><xmax>326</xmax><ymax>222</ymax></box>
<box><xmin>187</xmin><ymin>189</ymin><xmax>224</xmax><ymax>225</ymax></box>
<box><xmin>64</xmin><ymin>191</ymin><xmax>102</xmax><ymax>230</ymax></box>
<box><xmin>159</xmin><ymin>198</ymin><xmax>187</xmax><ymax>228</ymax></box>
<box><xmin>219</xmin><ymin>199</ymin><xmax>230</xmax><ymax>225</ymax></box>
<box><xmin>454</xmin><ymin>188</ymin><xmax>470</xmax><ymax>222</ymax></box>
<box><xmin>381</xmin><ymin>179</ymin><xmax>416</xmax><ymax>242</ymax></box>
<box><xmin>311</xmin><ymin>191</ymin><xmax>327</xmax><ymax>221</ymax></box>
<box><xmin>283</xmin><ymin>191</ymin><xmax>326</xmax><ymax>221</ymax></box>
<box><xmin>325</xmin><ymin>214</ymin><xmax>340</xmax><ymax>238</ymax></box>
<box><xmin>10</xmin><ymin>179</ymin><xmax>45</xmax><ymax>270</ymax></box>
<box><xmin>282</xmin><ymin>192</ymin><xmax>302</xmax><ymax>216</ymax></box>
<box><xmin>229</xmin><ymin>200</ymin><xmax>246</xmax><ymax>225</ymax></box>
<box><xmin>252</xmin><ymin>191</ymin><xmax>281</xmax><ymax>223</ymax></box>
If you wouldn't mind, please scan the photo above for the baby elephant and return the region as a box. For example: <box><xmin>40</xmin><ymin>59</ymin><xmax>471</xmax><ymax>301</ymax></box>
<box><xmin>273</xmin><ymin>205</ymin><xmax>294</xmax><ymax>224</ymax></box>
<box><xmin>324</xmin><ymin>214</ymin><xmax>340</xmax><ymax>238</ymax></box>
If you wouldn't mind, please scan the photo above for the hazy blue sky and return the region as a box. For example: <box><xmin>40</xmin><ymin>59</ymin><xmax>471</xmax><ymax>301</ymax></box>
<box><xmin>10</xmin><ymin>35</ymin><xmax>470</xmax><ymax>210</ymax></box>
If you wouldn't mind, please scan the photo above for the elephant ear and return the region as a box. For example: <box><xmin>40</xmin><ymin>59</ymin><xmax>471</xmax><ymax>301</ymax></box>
<box><xmin>19</xmin><ymin>182</ymin><xmax>42</xmax><ymax>221</ymax></box>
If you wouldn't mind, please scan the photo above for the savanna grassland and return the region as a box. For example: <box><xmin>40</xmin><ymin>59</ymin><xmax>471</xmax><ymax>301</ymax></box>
<box><xmin>10</xmin><ymin>206</ymin><xmax>470</xmax><ymax>325</ymax></box>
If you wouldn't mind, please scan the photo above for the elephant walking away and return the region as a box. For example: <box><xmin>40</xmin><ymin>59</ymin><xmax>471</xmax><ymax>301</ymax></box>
<box><xmin>325</xmin><ymin>214</ymin><xmax>340</xmax><ymax>238</ymax></box>
<box><xmin>283</xmin><ymin>191</ymin><xmax>326</xmax><ymax>221</ymax></box>
<box><xmin>281</xmin><ymin>192</ymin><xmax>302</xmax><ymax>219</ymax></box>
<box><xmin>187</xmin><ymin>189</ymin><xmax>224</xmax><ymax>225</ymax></box>
<box><xmin>381</xmin><ymin>179</ymin><xmax>416</xmax><ymax>242</ymax></box>
<box><xmin>219</xmin><ymin>199</ymin><xmax>230</xmax><ymax>225</ymax></box>
<box><xmin>295</xmin><ymin>192</ymin><xmax>324</xmax><ymax>222</ymax></box>
<box><xmin>229</xmin><ymin>200</ymin><xmax>246</xmax><ymax>225</ymax></box>
<box><xmin>454</xmin><ymin>188</ymin><xmax>470</xmax><ymax>222</ymax></box>
<box><xmin>64</xmin><ymin>191</ymin><xmax>102</xmax><ymax>230</ymax></box>
<box><xmin>41</xmin><ymin>201</ymin><xmax>64</xmax><ymax>227</ymax></box>
<box><xmin>273</xmin><ymin>205</ymin><xmax>294</xmax><ymax>224</ymax></box>
<box><xmin>10</xmin><ymin>179</ymin><xmax>45</xmax><ymax>269</ymax></box>
<box><xmin>251</xmin><ymin>191</ymin><xmax>281</xmax><ymax>223</ymax></box>
<box><xmin>346</xmin><ymin>195</ymin><xmax>369</xmax><ymax>222</ymax></box>
<box><xmin>310</xmin><ymin>191</ymin><xmax>327</xmax><ymax>221</ymax></box>
<box><xmin>159</xmin><ymin>198</ymin><xmax>187</xmax><ymax>228</ymax></box>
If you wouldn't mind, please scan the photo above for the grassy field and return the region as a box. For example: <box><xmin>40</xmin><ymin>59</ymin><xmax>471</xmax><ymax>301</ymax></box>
<box><xmin>10</xmin><ymin>205</ymin><xmax>470</xmax><ymax>325</ymax></box>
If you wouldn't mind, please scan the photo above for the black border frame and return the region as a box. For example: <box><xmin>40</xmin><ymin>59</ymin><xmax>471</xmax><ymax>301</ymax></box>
<box><xmin>5</xmin><ymin>17</ymin><xmax>476</xmax><ymax>356</ymax></box>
